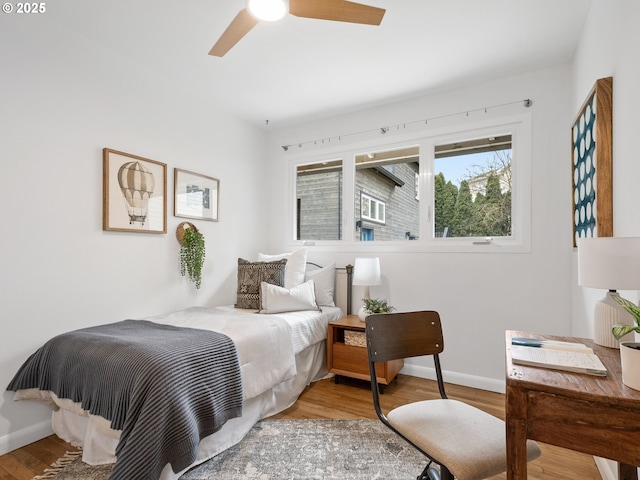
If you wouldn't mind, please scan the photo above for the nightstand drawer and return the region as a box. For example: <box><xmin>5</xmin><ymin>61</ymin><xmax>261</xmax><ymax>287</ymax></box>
<box><xmin>332</xmin><ymin>343</ymin><xmax>389</xmax><ymax>378</ymax></box>
<box><xmin>333</xmin><ymin>343</ymin><xmax>370</xmax><ymax>375</ymax></box>
<box><xmin>327</xmin><ymin>315</ymin><xmax>403</xmax><ymax>386</ymax></box>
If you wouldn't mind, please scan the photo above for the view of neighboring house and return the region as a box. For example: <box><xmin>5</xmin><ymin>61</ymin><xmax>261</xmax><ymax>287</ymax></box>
<box><xmin>296</xmin><ymin>147</ymin><xmax>420</xmax><ymax>241</ymax></box>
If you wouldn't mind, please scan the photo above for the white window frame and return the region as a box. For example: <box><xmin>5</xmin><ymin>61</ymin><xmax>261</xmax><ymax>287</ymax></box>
<box><xmin>286</xmin><ymin>112</ymin><xmax>531</xmax><ymax>253</ymax></box>
<box><xmin>361</xmin><ymin>193</ymin><xmax>386</xmax><ymax>224</ymax></box>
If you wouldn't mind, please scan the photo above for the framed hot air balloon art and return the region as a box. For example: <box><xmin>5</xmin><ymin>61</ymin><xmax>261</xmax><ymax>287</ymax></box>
<box><xmin>103</xmin><ymin>148</ymin><xmax>167</xmax><ymax>233</ymax></box>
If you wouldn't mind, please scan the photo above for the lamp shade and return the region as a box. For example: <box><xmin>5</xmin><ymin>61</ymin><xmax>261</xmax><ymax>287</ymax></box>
<box><xmin>352</xmin><ymin>257</ymin><xmax>381</xmax><ymax>286</ymax></box>
<box><xmin>577</xmin><ymin>237</ymin><xmax>640</xmax><ymax>290</ymax></box>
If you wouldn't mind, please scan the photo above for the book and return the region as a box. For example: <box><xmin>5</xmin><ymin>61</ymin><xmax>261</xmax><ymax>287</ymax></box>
<box><xmin>511</xmin><ymin>337</ymin><xmax>594</xmax><ymax>354</ymax></box>
<box><xmin>510</xmin><ymin>343</ymin><xmax>607</xmax><ymax>376</ymax></box>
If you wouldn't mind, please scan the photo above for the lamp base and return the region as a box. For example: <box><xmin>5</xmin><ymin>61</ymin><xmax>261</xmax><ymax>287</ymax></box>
<box><xmin>593</xmin><ymin>291</ymin><xmax>635</xmax><ymax>348</ymax></box>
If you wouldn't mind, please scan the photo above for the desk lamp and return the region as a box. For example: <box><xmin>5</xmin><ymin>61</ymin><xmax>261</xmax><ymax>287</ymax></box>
<box><xmin>577</xmin><ymin>237</ymin><xmax>640</xmax><ymax>348</ymax></box>
<box><xmin>353</xmin><ymin>257</ymin><xmax>381</xmax><ymax>321</ymax></box>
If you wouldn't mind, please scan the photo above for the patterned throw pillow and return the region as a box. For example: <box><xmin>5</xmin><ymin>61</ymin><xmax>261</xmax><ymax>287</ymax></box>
<box><xmin>235</xmin><ymin>258</ymin><xmax>287</xmax><ymax>310</ymax></box>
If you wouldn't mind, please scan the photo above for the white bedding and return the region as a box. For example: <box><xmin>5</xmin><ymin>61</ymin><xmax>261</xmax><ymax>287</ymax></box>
<box><xmin>146</xmin><ymin>306</ymin><xmax>298</xmax><ymax>400</ymax></box>
<box><xmin>25</xmin><ymin>305</ymin><xmax>343</xmax><ymax>479</ymax></box>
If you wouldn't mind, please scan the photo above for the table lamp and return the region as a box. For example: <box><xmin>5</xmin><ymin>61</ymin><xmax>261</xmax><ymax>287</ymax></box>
<box><xmin>353</xmin><ymin>257</ymin><xmax>381</xmax><ymax>321</ymax></box>
<box><xmin>577</xmin><ymin>237</ymin><xmax>640</xmax><ymax>348</ymax></box>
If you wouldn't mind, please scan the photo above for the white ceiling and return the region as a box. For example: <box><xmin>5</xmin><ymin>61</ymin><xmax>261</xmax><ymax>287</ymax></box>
<box><xmin>47</xmin><ymin>0</ymin><xmax>592</xmax><ymax>129</ymax></box>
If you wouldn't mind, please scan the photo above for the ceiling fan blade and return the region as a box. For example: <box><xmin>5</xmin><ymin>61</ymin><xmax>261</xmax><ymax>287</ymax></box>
<box><xmin>289</xmin><ymin>0</ymin><xmax>385</xmax><ymax>25</ymax></box>
<box><xmin>209</xmin><ymin>8</ymin><xmax>259</xmax><ymax>57</ymax></box>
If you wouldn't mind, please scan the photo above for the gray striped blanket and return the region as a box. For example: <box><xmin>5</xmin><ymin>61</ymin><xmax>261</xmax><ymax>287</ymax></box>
<box><xmin>7</xmin><ymin>319</ymin><xmax>243</xmax><ymax>480</ymax></box>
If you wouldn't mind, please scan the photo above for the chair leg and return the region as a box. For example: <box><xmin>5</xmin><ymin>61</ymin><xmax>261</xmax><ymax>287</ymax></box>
<box><xmin>440</xmin><ymin>465</ymin><xmax>454</xmax><ymax>480</ymax></box>
<box><xmin>417</xmin><ymin>463</ymin><xmax>443</xmax><ymax>480</ymax></box>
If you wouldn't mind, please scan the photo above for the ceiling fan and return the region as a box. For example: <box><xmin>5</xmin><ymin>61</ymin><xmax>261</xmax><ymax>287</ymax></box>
<box><xmin>209</xmin><ymin>0</ymin><xmax>386</xmax><ymax>57</ymax></box>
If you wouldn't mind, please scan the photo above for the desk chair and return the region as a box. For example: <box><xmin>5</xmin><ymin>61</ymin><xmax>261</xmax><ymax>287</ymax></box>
<box><xmin>365</xmin><ymin>310</ymin><xmax>541</xmax><ymax>480</ymax></box>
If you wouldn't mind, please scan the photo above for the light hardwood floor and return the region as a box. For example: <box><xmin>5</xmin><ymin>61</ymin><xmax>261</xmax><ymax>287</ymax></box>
<box><xmin>0</xmin><ymin>374</ymin><xmax>601</xmax><ymax>479</ymax></box>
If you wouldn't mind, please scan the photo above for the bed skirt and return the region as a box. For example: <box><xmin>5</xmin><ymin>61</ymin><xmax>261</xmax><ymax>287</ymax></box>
<box><xmin>49</xmin><ymin>340</ymin><xmax>328</xmax><ymax>480</ymax></box>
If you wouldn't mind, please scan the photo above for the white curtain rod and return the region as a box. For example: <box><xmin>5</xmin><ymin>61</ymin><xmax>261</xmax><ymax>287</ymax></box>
<box><xmin>281</xmin><ymin>98</ymin><xmax>532</xmax><ymax>152</ymax></box>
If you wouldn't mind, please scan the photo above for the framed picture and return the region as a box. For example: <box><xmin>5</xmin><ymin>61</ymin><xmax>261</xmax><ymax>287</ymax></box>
<box><xmin>571</xmin><ymin>76</ymin><xmax>613</xmax><ymax>247</ymax></box>
<box><xmin>103</xmin><ymin>148</ymin><xmax>167</xmax><ymax>234</ymax></box>
<box><xmin>174</xmin><ymin>168</ymin><xmax>220</xmax><ymax>221</ymax></box>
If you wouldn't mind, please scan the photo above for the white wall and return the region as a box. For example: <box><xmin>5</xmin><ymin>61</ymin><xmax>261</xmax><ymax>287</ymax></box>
<box><xmin>266</xmin><ymin>64</ymin><xmax>574</xmax><ymax>392</ymax></box>
<box><xmin>571</xmin><ymin>0</ymin><xmax>640</xmax><ymax>338</ymax></box>
<box><xmin>4</xmin><ymin>0</ymin><xmax>638</xmax><ymax>462</ymax></box>
<box><xmin>0</xmin><ymin>16</ymin><xmax>268</xmax><ymax>452</ymax></box>
<box><xmin>571</xmin><ymin>1</ymin><xmax>640</xmax><ymax>478</ymax></box>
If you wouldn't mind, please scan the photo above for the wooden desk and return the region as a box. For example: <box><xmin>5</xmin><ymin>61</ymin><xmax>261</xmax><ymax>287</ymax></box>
<box><xmin>505</xmin><ymin>331</ymin><xmax>640</xmax><ymax>480</ymax></box>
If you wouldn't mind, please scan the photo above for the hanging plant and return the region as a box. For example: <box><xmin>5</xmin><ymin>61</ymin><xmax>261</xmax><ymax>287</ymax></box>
<box><xmin>179</xmin><ymin>225</ymin><xmax>206</xmax><ymax>289</ymax></box>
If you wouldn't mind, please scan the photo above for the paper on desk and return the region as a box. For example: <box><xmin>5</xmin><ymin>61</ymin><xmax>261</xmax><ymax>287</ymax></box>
<box><xmin>511</xmin><ymin>345</ymin><xmax>607</xmax><ymax>376</ymax></box>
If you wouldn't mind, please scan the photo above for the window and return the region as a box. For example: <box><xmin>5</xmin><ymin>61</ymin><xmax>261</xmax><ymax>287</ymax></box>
<box><xmin>296</xmin><ymin>159</ymin><xmax>342</xmax><ymax>240</ymax></box>
<box><xmin>434</xmin><ymin>134</ymin><xmax>512</xmax><ymax>239</ymax></box>
<box><xmin>288</xmin><ymin>113</ymin><xmax>531</xmax><ymax>252</ymax></box>
<box><xmin>424</xmin><ymin>113</ymin><xmax>531</xmax><ymax>251</ymax></box>
<box><xmin>354</xmin><ymin>146</ymin><xmax>420</xmax><ymax>241</ymax></box>
<box><xmin>361</xmin><ymin>193</ymin><xmax>386</xmax><ymax>223</ymax></box>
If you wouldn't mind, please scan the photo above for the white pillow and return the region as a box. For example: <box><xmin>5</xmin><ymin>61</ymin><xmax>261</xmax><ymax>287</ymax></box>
<box><xmin>258</xmin><ymin>248</ymin><xmax>307</xmax><ymax>289</ymax></box>
<box><xmin>304</xmin><ymin>263</ymin><xmax>336</xmax><ymax>307</ymax></box>
<box><xmin>260</xmin><ymin>280</ymin><xmax>320</xmax><ymax>314</ymax></box>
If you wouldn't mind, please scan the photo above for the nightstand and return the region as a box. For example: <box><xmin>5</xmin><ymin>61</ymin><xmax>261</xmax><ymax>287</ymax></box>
<box><xmin>327</xmin><ymin>314</ymin><xmax>403</xmax><ymax>389</ymax></box>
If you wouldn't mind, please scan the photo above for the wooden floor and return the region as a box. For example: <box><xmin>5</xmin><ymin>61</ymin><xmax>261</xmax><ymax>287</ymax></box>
<box><xmin>0</xmin><ymin>374</ymin><xmax>601</xmax><ymax>479</ymax></box>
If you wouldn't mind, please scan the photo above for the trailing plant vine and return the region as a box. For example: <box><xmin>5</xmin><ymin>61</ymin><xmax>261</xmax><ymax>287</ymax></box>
<box><xmin>180</xmin><ymin>227</ymin><xmax>205</xmax><ymax>289</ymax></box>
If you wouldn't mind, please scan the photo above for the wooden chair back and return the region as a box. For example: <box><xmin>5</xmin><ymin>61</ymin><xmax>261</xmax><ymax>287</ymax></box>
<box><xmin>366</xmin><ymin>310</ymin><xmax>445</xmax><ymax>362</ymax></box>
<box><xmin>366</xmin><ymin>310</ymin><xmax>448</xmax><ymax>403</ymax></box>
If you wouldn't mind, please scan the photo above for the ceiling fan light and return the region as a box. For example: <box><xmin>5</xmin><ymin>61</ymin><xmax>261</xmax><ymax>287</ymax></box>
<box><xmin>247</xmin><ymin>0</ymin><xmax>287</xmax><ymax>22</ymax></box>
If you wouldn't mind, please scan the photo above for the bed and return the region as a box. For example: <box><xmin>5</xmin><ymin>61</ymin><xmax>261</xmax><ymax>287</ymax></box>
<box><xmin>7</xmin><ymin>254</ymin><xmax>352</xmax><ymax>480</ymax></box>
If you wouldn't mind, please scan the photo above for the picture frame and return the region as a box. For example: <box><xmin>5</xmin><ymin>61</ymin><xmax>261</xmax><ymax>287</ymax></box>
<box><xmin>103</xmin><ymin>148</ymin><xmax>167</xmax><ymax>234</ymax></box>
<box><xmin>571</xmin><ymin>76</ymin><xmax>613</xmax><ymax>247</ymax></box>
<box><xmin>174</xmin><ymin>168</ymin><xmax>220</xmax><ymax>221</ymax></box>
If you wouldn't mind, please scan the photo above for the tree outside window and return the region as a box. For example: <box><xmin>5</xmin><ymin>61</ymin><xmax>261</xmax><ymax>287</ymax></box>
<box><xmin>434</xmin><ymin>136</ymin><xmax>512</xmax><ymax>238</ymax></box>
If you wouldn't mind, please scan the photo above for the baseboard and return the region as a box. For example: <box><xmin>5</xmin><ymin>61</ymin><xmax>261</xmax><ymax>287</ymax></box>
<box><xmin>594</xmin><ymin>456</ymin><xmax>639</xmax><ymax>480</ymax></box>
<box><xmin>400</xmin><ymin>363</ymin><xmax>506</xmax><ymax>394</ymax></box>
<box><xmin>0</xmin><ymin>420</ymin><xmax>53</xmax><ymax>456</ymax></box>
<box><xmin>594</xmin><ymin>457</ymin><xmax>614</xmax><ymax>480</ymax></box>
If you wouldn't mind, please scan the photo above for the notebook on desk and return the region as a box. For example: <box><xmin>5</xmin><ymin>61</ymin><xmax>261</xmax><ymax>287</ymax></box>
<box><xmin>510</xmin><ymin>343</ymin><xmax>607</xmax><ymax>376</ymax></box>
<box><xmin>511</xmin><ymin>336</ymin><xmax>594</xmax><ymax>353</ymax></box>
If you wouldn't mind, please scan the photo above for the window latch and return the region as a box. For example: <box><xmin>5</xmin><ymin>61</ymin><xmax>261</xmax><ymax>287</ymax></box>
<box><xmin>473</xmin><ymin>237</ymin><xmax>493</xmax><ymax>245</ymax></box>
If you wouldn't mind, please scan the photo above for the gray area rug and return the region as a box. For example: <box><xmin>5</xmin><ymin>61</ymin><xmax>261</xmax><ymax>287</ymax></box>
<box><xmin>37</xmin><ymin>419</ymin><xmax>429</xmax><ymax>479</ymax></box>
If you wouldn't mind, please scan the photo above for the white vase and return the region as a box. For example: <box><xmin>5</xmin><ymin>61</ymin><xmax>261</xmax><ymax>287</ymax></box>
<box><xmin>358</xmin><ymin>306</ymin><xmax>368</xmax><ymax>322</ymax></box>
<box><xmin>619</xmin><ymin>342</ymin><xmax>640</xmax><ymax>390</ymax></box>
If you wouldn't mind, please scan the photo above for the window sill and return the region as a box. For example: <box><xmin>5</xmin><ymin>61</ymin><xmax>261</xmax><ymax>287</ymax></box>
<box><xmin>294</xmin><ymin>238</ymin><xmax>531</xmax><ymax>254</ymax></box>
